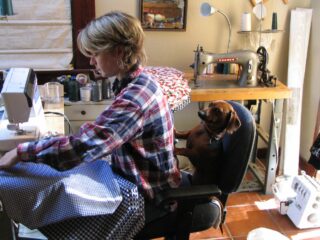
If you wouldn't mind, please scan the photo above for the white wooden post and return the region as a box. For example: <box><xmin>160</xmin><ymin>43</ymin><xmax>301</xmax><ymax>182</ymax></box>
<box><xmin>280</xmin><ymin>8</ymin><xmax>313</xmax><ymax>176</ymax></box>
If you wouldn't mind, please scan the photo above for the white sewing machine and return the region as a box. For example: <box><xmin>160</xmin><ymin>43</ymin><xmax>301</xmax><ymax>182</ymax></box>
<box><xmin>0</xmin><ymin>68</ymin><xmax>46</xmax><ymax>152</ymax></box>
<box><xmin>286</xmin><ymin>172</ymin><xmax>320</xmax><ymax>229</ymax></box>
<box><xmin>273</xmin><ymin>172</ymin><xmax>320</xmax><ymax>229</ymax></box>
<box><xmin>193</xmin><ymin>46</ymin><xmax>259</xmax><ymax>87</ymax></box>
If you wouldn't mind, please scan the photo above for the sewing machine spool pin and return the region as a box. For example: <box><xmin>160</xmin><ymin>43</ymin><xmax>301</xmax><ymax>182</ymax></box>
<box><xmin>193</xmin><ymin>45</ymin><xmax>203</xmax><ymax>87</ymax></box>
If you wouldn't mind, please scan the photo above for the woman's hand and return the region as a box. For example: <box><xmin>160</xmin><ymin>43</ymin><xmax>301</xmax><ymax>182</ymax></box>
<box><xmin>0</xmin><ymin>148</ymin><xmax>20</xmax><ymax>169</ymax></box>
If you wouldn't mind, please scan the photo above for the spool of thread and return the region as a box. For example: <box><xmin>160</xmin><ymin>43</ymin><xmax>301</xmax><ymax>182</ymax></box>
<box><xmin>206</xmin><ymin>64</ymin><xmax>214</xmax><ymax>75</ymax></box>
<box><xmin>272</xmin><ymin>12</ymin><xmax>278</xmax><ymax>30</ymax></box>
<box><xmin>68</xmin><ymin>79</ymin><xmax>80</xmax><ymax>102</ymax></box>
<box><xmin>75</xmin><ymin>73</ymin><xmax>88</xmax><ymax>86</ymax></box>
<box><xmin>241</xmin><ymin>12</ymin><xmax>251</xmax><ymax>31</ymax></box>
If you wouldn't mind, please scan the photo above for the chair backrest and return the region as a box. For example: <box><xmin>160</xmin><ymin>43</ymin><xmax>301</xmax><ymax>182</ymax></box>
<box><xmin>217</xmin><ymin>101</ymin><xmax>256</xmax><ymax>194</ymax></box>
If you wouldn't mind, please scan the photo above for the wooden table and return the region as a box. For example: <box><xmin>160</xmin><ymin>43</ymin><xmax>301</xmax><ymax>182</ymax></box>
<box><xmin>184</xmin><ymin>72</ymin><xmax>291</xmax><ymax>101</ymax></box>
<box><xmin>184</xmin><ymin>72</ymin><xmax>292</xmax><ymax>194</ymax></box>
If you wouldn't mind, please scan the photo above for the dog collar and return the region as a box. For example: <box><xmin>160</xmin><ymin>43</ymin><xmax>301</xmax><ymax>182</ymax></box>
<box><xmin>209</xmin><ymin>137</ymin><xmax>219</xmax><ymax>144</ymax></box>
<box><xmin>202</xmin><ymin>122</ymin><xmax>225</xmax><ymax>143</ymax></box>
<box><xmin>209</xmin><ymin>136</ymin><xmax>223</xmax><ymax>148</ymax></box>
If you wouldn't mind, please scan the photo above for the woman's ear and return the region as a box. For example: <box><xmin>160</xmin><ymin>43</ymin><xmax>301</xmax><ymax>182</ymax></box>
<box><xmin>114</xmin><ymin>47</ymin><xmax>125</xmax><ymax>70</ymax></box>
<box><xmin>114</xmin><ymin>47</ymin><xmax>124</xmax><ymax>58</ymax></box>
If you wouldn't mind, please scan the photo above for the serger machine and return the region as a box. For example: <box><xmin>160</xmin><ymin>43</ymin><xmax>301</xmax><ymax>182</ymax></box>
<box><xmin>193</xmin><ymin>46</ymin><xmax>259</xmax><ymax>87</ymax></box>
<box><xmin>0</xmin><ymin>68</ymin><xmax>46</xmax><ymax>152</ymax></box>
<box><xmin>273</xmin><ymin>172</ymin><xmax>320</xmax><ymax>229</ymax></box>
<box><xmin>286</xmin><ymin>173</ymin><xmax>320</xmax><ymax>229</ymax></box>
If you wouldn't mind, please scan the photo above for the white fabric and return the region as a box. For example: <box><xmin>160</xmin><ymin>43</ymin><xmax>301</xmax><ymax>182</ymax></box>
<box><xmin>0</xmin><ymin>0</ymin><xmax>72</xmax><ymax>70</ymax></box>
<box><xmin>0</xmin><ymin>23</ymin><xmax>72</xmax><ymax>49</ymax></box>
<box><xmin>8</xmin><ymin>0</ymin><xmax>71</xmax><ymax>20</ymax></box>
<box><xmin>0</xmin><ymin>51</ymin><xmax>73</xmax><ymax>70</ymax></box>
<box><xmin>247</xmin><ymin>227</ymin><xmax>289</xmax><ymax>240</ymax></box>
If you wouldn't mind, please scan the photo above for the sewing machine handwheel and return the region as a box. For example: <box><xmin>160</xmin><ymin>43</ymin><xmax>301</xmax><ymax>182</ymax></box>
<box><xmin>257</xmin><ymin>46</ymin><xmax>268</xmax><ymax>64</ymax></box>
<box><xmin>257</xmin><ymin>46</ymin><xmax>269</xmax><ymax>72</ymax></box>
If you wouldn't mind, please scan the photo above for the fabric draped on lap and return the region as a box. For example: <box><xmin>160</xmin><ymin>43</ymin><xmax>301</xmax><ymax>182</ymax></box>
<box><xmin>0</xmin><ymin>160</ymin><xmax>122</xmax><ymax>229</ymax></box>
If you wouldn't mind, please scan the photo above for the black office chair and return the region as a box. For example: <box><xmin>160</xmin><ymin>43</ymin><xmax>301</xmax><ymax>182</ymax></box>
<box><xmin>135</xmin><ymin>101</ymin><xmax>256</xmax><ymax>240</ymax></box>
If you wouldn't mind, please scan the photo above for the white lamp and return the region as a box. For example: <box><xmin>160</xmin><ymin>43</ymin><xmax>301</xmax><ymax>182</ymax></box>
<box><xmin>200</xmin><ymin>2</ymin><xmax>232</xmax><ymax>53</ymax></box>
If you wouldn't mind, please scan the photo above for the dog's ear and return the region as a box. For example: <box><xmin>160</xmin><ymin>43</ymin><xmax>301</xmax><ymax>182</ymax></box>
<box><xmin>198</xmin><ymin>110</ymin><xmax>207</xmax><ymax>121</ymax></box>
<box><xmin>226</xmin><ymin>110</ymin><xmax>241</xmax><ymax>134</ymax></box>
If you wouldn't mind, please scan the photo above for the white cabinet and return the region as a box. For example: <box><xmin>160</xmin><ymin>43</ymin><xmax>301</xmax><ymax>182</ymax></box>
<box><xmin>64</xmin><ymin>99</ymin><xmax>113</xmax><ymax>134</ymax></box>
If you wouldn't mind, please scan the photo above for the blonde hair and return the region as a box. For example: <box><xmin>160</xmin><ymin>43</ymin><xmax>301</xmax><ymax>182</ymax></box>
<box><xmin>77</xmin><ymin>11</ymin><xmax>147</xmax><ymax>71</ymax></box>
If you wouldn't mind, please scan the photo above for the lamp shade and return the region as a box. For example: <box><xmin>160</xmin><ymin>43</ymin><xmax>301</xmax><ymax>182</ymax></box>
<box><xmin>0</xmin><ymin>0</ymin><xmax>14</xmax><ymax>16</ymax></box>
<box><xmin>199</xmin><ymin>2</ymin><xmax>232</xmax><ymax>53</ymax></box>
<box><xmin>200</xmin><ymin>2</ymin><xmax>217</xmax><ymax>16</ymax></box>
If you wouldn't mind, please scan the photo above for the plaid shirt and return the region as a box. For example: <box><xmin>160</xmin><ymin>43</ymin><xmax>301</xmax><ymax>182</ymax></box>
<box><xmin>17</xmin><ymin>69</ymin><xmax>181</xmax><ymax>199</ymax></box>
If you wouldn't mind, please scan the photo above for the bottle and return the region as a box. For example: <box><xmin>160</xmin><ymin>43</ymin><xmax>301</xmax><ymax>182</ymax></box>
<box><xmin>91</xmin><ymin>80</ymin><xmax>102</xmax><ymax>102</ymax></box>
<box><xmin>102</xmin><ymin>78</ymin><xmax>112</xmax><ymax>99</ymax></box>
<box><xmin>68</xmin><ymin>78</ymin><xmax>80</xmax><ymax>102</ymax></box>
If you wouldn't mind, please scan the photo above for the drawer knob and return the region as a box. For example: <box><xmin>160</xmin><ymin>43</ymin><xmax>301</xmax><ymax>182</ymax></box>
<box><xmin>81</xmin><ymin>110</ymin><xmax>86</xmax><ymax>115</ymax></box>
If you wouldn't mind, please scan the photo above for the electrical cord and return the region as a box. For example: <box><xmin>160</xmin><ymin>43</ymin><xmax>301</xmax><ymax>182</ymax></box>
<box><xmin>217</xmin><ymin>10</ymin><xmax>231</xmax><ymax>53</ymax></box>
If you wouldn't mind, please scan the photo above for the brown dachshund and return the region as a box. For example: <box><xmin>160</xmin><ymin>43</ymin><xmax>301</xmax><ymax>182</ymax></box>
<box><xmin>175</xmin><ymin>100</ymin><xmax>241</xmax><ymax>185</ymax></box>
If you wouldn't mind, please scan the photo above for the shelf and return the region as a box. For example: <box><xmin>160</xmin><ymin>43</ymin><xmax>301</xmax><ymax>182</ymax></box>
<box><xmin>237</xmin><ymin>29</ymin><xmax>284</xmax><ymax>34</ymax></box>
<box><xmin>64</xmin><ymin>98</ymin><xmax>113</xmax><ymax>106</ymax></box>
<box><xmin>237</xmin><ymin>29</ymin><xmax>285</xmax><ymax>50</ymax></box>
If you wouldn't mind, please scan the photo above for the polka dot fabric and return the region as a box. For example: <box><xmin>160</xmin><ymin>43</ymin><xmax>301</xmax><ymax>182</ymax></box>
<box><xmin>0</xmin><ymin>160</ymin><xmax>123</xmax><ymax>229</ymax></box>
<box><xmin>39</xmin><ymin>175</ymin><xmax>145</xmax><ymax>240</ymax></box>
<box><xmin>143</xmin><ymin>66</ymin><xmax>191</xmax><ymax>112</ymax></box>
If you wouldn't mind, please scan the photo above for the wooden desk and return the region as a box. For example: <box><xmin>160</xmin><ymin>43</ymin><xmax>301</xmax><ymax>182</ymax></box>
<box><xmin>184</xmin><ymin>72</ymin><xmax>291</xmax><ymax>101</ymax></box>
<box><xmin>185</xmin><ymin>72</ymin><xmax>292</xmax><ymax>194</ymax></box>
<box><xmin>190</xmin><ymin>80</ymin><xmax>291</xmax><ymax>102</ymax></box>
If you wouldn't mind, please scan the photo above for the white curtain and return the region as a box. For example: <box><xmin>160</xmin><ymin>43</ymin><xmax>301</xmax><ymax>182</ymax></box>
<box><xmin>0</xmin><ymin>0</ymin><xmax>72</xmax><ymax>70</ymax></box>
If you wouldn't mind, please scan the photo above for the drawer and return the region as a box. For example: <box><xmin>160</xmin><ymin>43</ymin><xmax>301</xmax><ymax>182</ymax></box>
<box><xmin>64</xmin><ymin>100</ymin><xmax>113</xmax><ymax>121</ymax></box>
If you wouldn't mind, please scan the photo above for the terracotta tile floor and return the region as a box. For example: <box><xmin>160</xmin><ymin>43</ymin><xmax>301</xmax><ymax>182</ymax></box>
<box><xmin>153</xmin><ymin>191</ymin><xmax>320</xmax><ymax>240</ymax></box>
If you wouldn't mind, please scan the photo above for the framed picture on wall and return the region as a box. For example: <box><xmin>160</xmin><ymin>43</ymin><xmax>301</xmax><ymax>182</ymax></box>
<box><xmin>140</xmin><ymin>0</ymin><xmax>187</xmax><ymax>31</ymax></box>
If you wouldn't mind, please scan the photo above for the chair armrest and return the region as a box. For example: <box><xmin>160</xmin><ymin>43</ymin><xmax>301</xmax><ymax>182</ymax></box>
<box><xmin>155</xmin><ymin>184</ymin><xmax>221</xmax><ymax>206</ymax></box>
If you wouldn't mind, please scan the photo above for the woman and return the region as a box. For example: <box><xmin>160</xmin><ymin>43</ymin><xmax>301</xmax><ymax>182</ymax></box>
<box><xmin>0</xmin><ymin>11</ymin><xmax>181</xmax><ymax>201</ymax></box>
